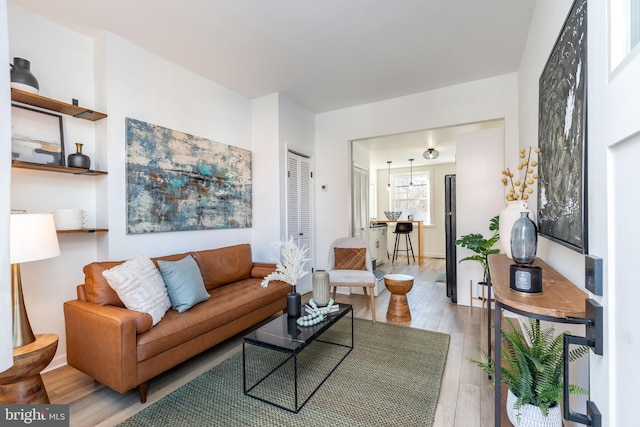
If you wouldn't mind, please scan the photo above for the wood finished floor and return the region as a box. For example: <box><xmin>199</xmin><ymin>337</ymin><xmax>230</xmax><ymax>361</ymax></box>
<box><xmin>42</xmin><ymin>256</ymin><xmax>499</xmax><ymax>426</ymax></box>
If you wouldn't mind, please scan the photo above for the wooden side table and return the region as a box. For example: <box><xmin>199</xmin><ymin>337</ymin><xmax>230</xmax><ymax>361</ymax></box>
<box><xmin>0</xmin><ymin>334</ymin><xmax>58</xmax><ymax>404</ymax></box>
<box><xmin>383</xmin><ymin>274</ymin><xmax>414</xmax><ymax>322</ymax></box>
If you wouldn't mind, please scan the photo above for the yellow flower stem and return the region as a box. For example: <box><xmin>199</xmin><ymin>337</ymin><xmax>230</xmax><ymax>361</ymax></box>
<box><xmin>505</xmin><ymin>167</ymin><xmax>517</xmax><ymax>200</ymax></box>
<box><xmin>520</xmin><ymin>147</ymin><xmax>532</xmax><ymax>199</ymax></box>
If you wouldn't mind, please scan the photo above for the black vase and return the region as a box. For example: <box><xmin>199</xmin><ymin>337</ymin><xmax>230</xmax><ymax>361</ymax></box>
<box><xmin>10</xmin><ymin>57</ymin><xmax>39</xmax><ymax>94</ymax></box>
<box><xmin>67</xmin><ymin>143</ymin><xmax>91</xmax><ymax>169</ymax></box>
<box><xmin>287</xmin><ymin>286</ymin><xmax>301</xmax><ymax>317</ymax></box>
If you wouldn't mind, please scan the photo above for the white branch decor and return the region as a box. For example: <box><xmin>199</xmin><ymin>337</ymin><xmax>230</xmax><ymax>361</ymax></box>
<box><xmin>261</xmin><ymin>237</ymin><xmax>309</xmax><ymax>288</ymax></box>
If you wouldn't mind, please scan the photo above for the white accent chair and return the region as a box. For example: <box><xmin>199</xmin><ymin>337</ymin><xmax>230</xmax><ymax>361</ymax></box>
<box><xmin>327</xmin><ymin>237</ymin><xmax>377</xmax><ymax>323</ymax></box>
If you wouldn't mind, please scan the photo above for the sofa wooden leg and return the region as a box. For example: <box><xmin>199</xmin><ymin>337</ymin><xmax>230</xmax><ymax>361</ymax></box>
<box><xmin>138</xmin><ymin>382</ymin><xmax>148</xmax><ymax>403</ymax></box>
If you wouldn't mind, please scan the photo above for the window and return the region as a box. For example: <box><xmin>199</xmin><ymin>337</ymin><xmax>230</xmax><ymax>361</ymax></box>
<box><xmin>391</xmin><ymin>171</ymin><xmax>431</xmax><ymax>224</ymax></box>
<box><xmin>611</xmin><ymin>0</ymin><xmax>640</xmax><ymax>70</ymax></box>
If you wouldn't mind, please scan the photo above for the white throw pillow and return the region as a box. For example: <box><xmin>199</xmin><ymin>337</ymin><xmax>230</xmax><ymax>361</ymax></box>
<box><xmin>102</xmin><ymin>255</ymin><xmax>171</xmax><ymax>326</ymax></box>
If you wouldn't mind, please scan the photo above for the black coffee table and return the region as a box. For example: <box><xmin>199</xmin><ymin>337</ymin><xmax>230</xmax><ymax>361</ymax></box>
<box><xmin>242</xmin><ymin>304</ymin><xmax>353</xmax><ymax>413</ymax></box>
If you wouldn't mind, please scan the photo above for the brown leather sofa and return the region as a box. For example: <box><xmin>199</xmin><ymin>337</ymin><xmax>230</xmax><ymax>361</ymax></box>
<box><xmin>63</xmin><ymin>243</ymin><xmax>289</xmax><ymax>402</ymax></box>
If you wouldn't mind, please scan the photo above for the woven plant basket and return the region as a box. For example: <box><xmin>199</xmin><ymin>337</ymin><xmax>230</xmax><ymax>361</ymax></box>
<box><xmin>506</xmin><ymin>390</ymin><xmax>562</xmax><ymax>427</ymax></box>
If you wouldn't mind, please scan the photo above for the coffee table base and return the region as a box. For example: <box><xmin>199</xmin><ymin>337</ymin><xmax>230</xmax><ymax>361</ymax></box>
<box><xmin>243</xmin><ymin>310</ymin><xmax>353</xmax><ymax>413</ymax></box>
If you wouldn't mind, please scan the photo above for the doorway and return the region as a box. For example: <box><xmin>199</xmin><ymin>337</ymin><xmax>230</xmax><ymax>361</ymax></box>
<box><xmin>350</xmin><ymin>119</ymin><xmax>505</xmax><ymax>305</ymax></box>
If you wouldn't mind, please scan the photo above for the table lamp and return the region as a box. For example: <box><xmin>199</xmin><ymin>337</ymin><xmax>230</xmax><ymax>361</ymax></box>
<box><xmin>10</xmin><ymin>213</ymin><xmax>60</xmax><ymax>348</ymax></box>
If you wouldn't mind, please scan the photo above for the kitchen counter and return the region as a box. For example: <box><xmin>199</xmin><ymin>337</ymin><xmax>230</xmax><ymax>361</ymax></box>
<box><xmin>370</xmin><ymin>220</ymin><xmax>423</xmax><ymax>265</ymax></box>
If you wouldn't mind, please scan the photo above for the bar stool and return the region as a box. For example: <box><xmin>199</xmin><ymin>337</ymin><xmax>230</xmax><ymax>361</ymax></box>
<box><xmin>392</xmin><ymin>222</ymin><xmax>415</xmax><ymax>264</ymax></box>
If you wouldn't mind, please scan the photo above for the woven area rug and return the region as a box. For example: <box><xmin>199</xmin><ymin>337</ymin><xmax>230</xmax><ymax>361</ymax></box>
<box><xmin>119</xmin><ymin>318</ymin><xmax>449</xmax><ymax>427</ymax></box>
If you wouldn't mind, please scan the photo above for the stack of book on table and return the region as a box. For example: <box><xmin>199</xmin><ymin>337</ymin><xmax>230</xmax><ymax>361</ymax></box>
<box><xmin>304</xmin><ymin>303</ymin><xmax>340</xmax><ymax>315</ymax></box>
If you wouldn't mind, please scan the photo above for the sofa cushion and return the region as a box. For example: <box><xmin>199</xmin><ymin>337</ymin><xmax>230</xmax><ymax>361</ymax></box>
<box><xmin>102</xmin><ymin>256</ymin><xmax>172</xmax><ymax>326</ymax></box>
<box><xmin>329</xmin><ymin>269</ymin><xmax>376</xmax><ymax>284</ymax></box>
<box><xmin>84</xmin><ymin>261</ymin><xmax>126</xmax><ymax>307</ymax></box>
<box><xmin>192</xmin><ymin>244</ymin><xmax>253</xmax><ymax>290</ymax></box>
<box><xmin>135</xmin><ymin>277</ymin><xmax>289</xmax><ymax>362</ymax></box>
<box><xmin>158</xmin><ymin>255</ymin><xmax>210</xmax><ymax>313</ymax></box>
<box><xmin>84</xmin><ymin>253</ymin><xmax>191</xmax><ymax>306</ymax></box>
<box><xmin>333</xmin><ymin>247</ymin><xmax>367</xmax><ymax>270</ymax></box>
<box><xmin>250</xmin><ymin>262</ymin><xmax>277</xmax><ymax>278</ymax></box>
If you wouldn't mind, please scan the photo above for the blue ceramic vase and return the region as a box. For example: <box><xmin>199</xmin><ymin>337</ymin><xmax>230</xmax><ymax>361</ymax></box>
<box><xmin>510</xmin><ymin>212</ymin><xmax>537</xmax><ymax>265</ymax></box>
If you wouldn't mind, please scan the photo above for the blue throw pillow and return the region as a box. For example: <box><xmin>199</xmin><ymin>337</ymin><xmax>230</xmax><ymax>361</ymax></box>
<box><xmin>157</xmin><ymin>255</ymin><xmax>210</xmax><ymax>313</ymax></box>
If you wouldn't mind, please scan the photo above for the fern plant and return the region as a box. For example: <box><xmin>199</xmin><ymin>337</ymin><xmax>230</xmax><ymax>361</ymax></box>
<box><xmin>455</xmin><ymin>215</ymin><xmax>500</xmax><ymax>282</ymax></box>
<box><xmin>470</xmin><ymin>318</ymin><xmax>589</xmax><ymax>416</ymax></box>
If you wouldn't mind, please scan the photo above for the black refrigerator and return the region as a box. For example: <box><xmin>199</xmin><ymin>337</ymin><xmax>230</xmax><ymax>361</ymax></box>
<box><xmin>445</xmin><ymin>174</ymin><xmax>457</xmax><ymax>303</ymax></box>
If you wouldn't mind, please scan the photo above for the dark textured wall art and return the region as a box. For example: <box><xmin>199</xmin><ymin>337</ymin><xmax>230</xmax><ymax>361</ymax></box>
<box><xmin>126</xmin><ymin>118</ymin><xmax>252</xmax><ymax>234</ymax></box>
<box><xmin>537</xmin><ymin>0</ymin><xmax>587</xmax><ymax>253</ymax></box>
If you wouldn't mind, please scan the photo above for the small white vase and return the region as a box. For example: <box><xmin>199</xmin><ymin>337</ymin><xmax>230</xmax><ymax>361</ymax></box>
<box><xmin>499</xmin><ymin>201</ymin><xmax>535</xmax><ymax>259</ymax></box>
<box><xmin>506</xmin><ymin>390</ymin><xmax>562</xmax><ymax>427</ymax></box>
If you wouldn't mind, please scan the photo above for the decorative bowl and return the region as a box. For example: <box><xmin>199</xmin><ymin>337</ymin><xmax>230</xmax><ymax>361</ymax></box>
<box><xmin>384</xmin><ymin>211</ymin><xmax>402</xmax><ymax>220</ymax></box>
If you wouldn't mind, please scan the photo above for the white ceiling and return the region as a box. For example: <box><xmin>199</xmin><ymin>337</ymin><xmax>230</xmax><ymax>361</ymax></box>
<box><xmin>9</xmin><ymin>0</ymin><xmax>535</xmax><ymax>113</ymax></box>
<box><xmin>9</xmin><ymin>0</ymin><xmax>533</xmax><ymax>170</ymax></box>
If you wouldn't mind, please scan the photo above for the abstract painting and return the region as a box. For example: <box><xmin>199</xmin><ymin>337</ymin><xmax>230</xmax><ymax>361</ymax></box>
<box><xmin>126</xmin><ymin>118</ymin><xmax>252</xmax><ymax>234</ymax></box>
<box><xmin>11</xmin><ymin>104</ymin><xmax>65</xmax><ymax>166</ymax></box>
<box><xmin>537</xmin><ymin>0</ymin><xmax>587</xmax><ymax>253</ymax></box>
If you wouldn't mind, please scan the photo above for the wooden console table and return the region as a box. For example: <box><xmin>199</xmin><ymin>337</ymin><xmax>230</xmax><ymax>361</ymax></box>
<box><xmin>370</xmin><ymin>220</ymin><xmax>424</xmax><ymax>265</ymax></box>
<box><xmin>487</xmin><ymin>254</ymin><xmax>588</xmax><ymax>427</ymax></box>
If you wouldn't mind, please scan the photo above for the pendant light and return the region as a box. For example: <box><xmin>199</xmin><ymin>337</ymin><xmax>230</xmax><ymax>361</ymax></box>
<box><xmin>409</xmin><ymin>158</ymin><xmax>414</xmax><ymax>186</ymax></box>
<box><xmin>423</xmin><ymin>148</ymin><xmax>439</xmax><ymax>159</ymax></box>
<box><xmin>387</xmin><ymin>161</ymin><xmax>392</xmax><ymax>191</ymax></box>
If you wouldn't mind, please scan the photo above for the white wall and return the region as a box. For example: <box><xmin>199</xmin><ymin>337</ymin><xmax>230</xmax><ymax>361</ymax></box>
<box><xmin>315</xmin><ymin>74</ymin><xmax>519</xmax><ymax>290</ymax></box>
<box><xmin>96</xmin><ymin>33</ymin><xmax>255</xmax><ymax>261</ymax></box>
<box><xmin>0</xmin><ymin>0</ymin><xmax>13</xmax><ymax>372</ymax></box>
<box><xmin>8</xmin><ymin>4</ymin><xmax>103</xmax><ymax>370</ymax></box>
<box><xmin>589</xmin><ymin>0</ymin><xmax>640</xmax><ymax>424</ymax></box>
<box><xmin>251</xmin><ymin>93</ymin><xmax>315</xmax><ymax>263</ymax></box>
<box><xmin>456</xmin><ymin>128</ymin><xmax>505</xmax><ymax>306</ymax></box>
<box><xmin>251</xmin><ymin>94</ymin><xmax>282</xmax><ymax>260</ymax></box>
<box><xmin>278</xmin><ymin>94</ymin><xmax>316</xmax><ymax>264</ymax></box>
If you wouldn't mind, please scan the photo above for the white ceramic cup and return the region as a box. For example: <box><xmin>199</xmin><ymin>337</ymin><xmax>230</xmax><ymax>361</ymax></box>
<box><xmin>50</xmin><ymin>209</ymin><xmax>87</xmax><ymax>230</ymax></box>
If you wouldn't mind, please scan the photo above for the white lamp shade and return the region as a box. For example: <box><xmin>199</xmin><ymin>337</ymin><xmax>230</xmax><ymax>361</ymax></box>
<box><xmin>10</xmin><ymin>214</ymin><xmax>60</xmax><ymax>264</ymax></box>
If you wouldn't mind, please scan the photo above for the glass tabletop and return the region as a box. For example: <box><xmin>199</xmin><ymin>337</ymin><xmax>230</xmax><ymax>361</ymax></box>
<box><xmin>244</xmin><ymin>304</ymin><xmax>352</xmax><ymax>352</ymax></box>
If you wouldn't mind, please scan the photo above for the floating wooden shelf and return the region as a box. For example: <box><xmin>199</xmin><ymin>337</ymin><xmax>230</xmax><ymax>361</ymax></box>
<box><xmin>57</xmin><ymin>229</ymin><xmax>108</xmax><ymax>234</ymax></box>
<box><xmin>11</xmin><ymin>160</ymin><xmax>107</xmax><ymax>176</ymax></box>
<box><xmin>11</xmin><ymin>89</ymin><xmax>107</xmax><ymax>121</ymax></box>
